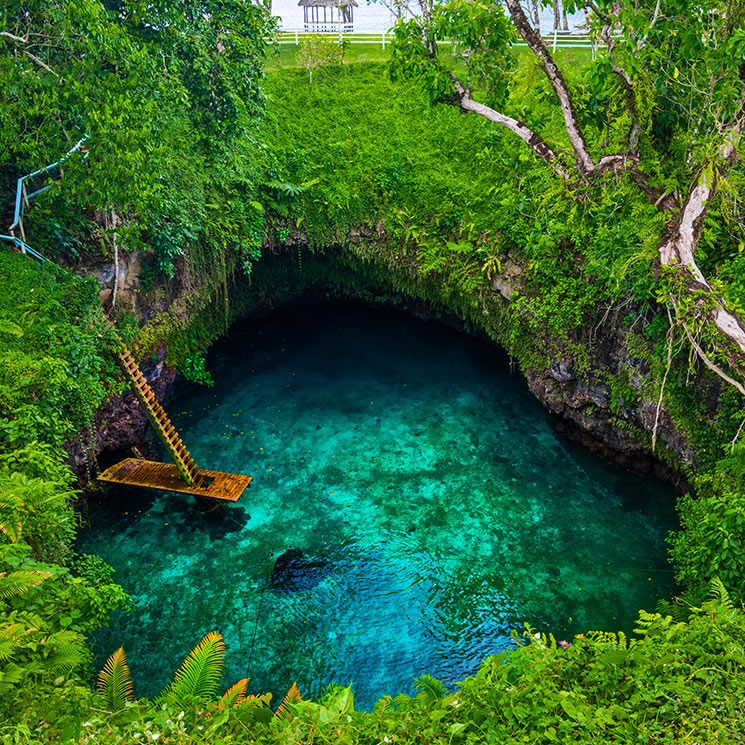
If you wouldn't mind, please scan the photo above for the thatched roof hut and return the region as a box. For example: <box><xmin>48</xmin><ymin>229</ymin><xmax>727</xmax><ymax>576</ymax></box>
<box><xmin>298</xmin><ymin>0</ymin><xmax>358</xmax><ymax>32</ymax></box>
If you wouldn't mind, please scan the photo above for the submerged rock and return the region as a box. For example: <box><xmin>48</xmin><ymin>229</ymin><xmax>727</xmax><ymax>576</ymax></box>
<box><xmin>270</xmin><ymin>549</ymin><xmax>330</xmax><ymax>593</ymax></box>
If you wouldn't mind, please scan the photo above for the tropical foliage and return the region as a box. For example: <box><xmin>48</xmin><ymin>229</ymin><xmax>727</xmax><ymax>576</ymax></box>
<box><xmin>1</xmin><ymin>0</ymin><xmax>274</xmax><ymax>281</ymax></box>
<box><xmin>13</xmin><ymin>588</ymin><xmax>743</xmax><ymax>743</ymax></box>
<box><xmin>5</xmin><ymin>1</ymin><xmax>745</xmax><ymax>742</ymax></box>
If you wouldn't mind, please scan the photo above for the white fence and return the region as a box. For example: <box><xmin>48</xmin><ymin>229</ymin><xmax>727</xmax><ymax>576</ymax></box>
<box><xmin>273</xmin><ymin>29</ymin><xmax>597</xmax><ymax>51</ymax></box>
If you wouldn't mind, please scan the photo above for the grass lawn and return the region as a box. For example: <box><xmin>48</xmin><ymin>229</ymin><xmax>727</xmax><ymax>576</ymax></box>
<box><xmin>265</xmin><ymin>42</ymin><xmax>594</xmax><ymax>71</ymax></box>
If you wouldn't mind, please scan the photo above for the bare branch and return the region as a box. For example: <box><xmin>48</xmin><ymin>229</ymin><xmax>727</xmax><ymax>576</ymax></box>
<box><xmin>683</xmin><ymin>323</ymin><xmax>745</xmax><ymax>396</ymax></box>
<box><xmin>0</xmin><ymin>31</ymin><xmax>28</xmax><ymax>44</ymax></box>
<box><xmin>448</xmin><ymin>73</ymin><xmax>571</xmax><ymax>180</ymax></box>
<box><xmin>659</xmin><ymin>115</ymin><xmax>745</xmax><ymax>363</ymax></box>
<box><xmin>599</xmin><ymin>13</ymin><xmax>642</xmax><ymax>155</ymax></box>
<box><xmin>637</xmin><ymin>0</ymin><xmax>663</xmax><ymax>51</ymax></box>
<box><xmin>22</xmin><ymin>49</ymin><xmax>59</xmax><ymax>78</ymax></box>
<box><xmin>730</xmin><ymin>416</ymin><xmax>745</xmax><ymax>448</ymax></box>
<box><xmin>584</xmin><ymin>1</ymin><xmax>611</xmax><ymax>23</ymax></box>
<box><xmin>1</xmin><ymin>30</ymin><xmax>59</xmax><ymax>78</ymax></box>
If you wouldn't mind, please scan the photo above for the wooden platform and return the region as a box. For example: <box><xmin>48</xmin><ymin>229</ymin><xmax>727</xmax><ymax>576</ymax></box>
<box><xmin>98</xmin><ymin>459</ymin><xmax>252</xmax><ymax>502</ymax></box>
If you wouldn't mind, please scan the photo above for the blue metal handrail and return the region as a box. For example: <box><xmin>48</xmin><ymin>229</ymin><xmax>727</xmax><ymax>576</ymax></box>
<box><xmin>0</xmin><ymin>234</ymin><xmax>48</xmax><ymax>262</ymax></box>
<box><xmin>1</xmin><ymin>136</ymin><xmax>88</xmax><ymax>262</ymax></box>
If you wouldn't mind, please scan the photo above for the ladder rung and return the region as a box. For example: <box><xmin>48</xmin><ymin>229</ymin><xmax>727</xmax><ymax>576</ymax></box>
<box><xmin>120</xmin><ymin>346</ymin><xmax>200</xmax><ymax>482</ymax></box>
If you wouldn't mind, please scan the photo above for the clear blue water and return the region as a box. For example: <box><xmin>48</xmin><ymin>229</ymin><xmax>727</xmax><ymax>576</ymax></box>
<box><xmin>80</xmin><ymin>304</ymin><xmax>677</xmax><ymax>709</ymax></box>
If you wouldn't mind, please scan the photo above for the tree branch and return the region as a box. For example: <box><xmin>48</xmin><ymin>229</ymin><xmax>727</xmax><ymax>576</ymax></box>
<box><xmin>504</xmin><ymin>0</ymin><xmax>596</xmax><ymax>175</ymax></box>
<box><xmin>659</xmin><ymin>116</ymin><xmax>745</xmax><ymax>358</ymax></box>
<box><xmin>1</xmin><ymin>30</ymin><xmax>59</xmax><ymax>78</ymax></box>
<box><xmin>448</xmin><ymin>73</ymin><xmax>571</xmax><ymax>180</ymax></box>
<box><xmin>683</xmin><ymin>323</ymin><xmax>745</xmax><ymax>396</ymax></box>
<box><xmin>584</xmin><ymin>1</ymin><xmax>611</xmax><ymax>23</ymax></box>
<box><xmin>0</xmin><ymin>31</ymin><xmax>28</xmax><ymax>44</ymax></box>
<box><xmin>637</xmin><ymin>0</ymin><xmax>662</xmax><ymax>52</ymax></box>
<box><xmin>22</xmin><ymin>49</ymin><xmax>59</xmax><ymax>77</ymax></box>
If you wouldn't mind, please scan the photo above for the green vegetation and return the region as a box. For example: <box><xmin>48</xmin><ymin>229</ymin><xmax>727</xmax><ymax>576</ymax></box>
<box><xmin>46</xmin><ymin>585</ymin><xmax>745</xmax><ymax>744</ymax></box>
<box><xmin>1</xmin><ymin>0</ymin><xmax>273</xmax><ymax>280</ymax></box>
<box><xmin>3</xmin><ymin>0</ymin><xmax>745</xmax><ymax>741</ymax></box>
<box><xmin>267</xmin><ymin>42</ymin><xmax>391</xmax><ymax>70</ymax></box>
<box><xmin>0</xmin><ymin>253</ymin><xmax>128</xmax><ymax>725</ymax></box>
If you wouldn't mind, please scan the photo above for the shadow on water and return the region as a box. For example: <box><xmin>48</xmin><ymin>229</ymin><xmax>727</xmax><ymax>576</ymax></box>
<box><xmin>79</xmin><ymin>303</ymin><xmax>679</xmax><ymax>710</ymax></box>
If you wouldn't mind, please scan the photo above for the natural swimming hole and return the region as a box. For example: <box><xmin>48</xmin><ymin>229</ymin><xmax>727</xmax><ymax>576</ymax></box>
<box><xmin>80</xmin><ymin>303</ymin><xmax>678</xmax><ymax>710</ymax></box>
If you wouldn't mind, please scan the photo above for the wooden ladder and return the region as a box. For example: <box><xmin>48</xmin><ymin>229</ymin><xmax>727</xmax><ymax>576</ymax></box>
<box><xmin>118</xmin><ymin>347</ymin><xmax>198</xmax><ymax>485</ymax></box>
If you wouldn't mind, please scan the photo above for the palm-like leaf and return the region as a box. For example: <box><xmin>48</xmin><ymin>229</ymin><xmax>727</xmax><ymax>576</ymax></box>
<box><xmin>217</xmin><ymin>678</ymin><xmax>248</xmax><ymax>709</ymax></box>
<box><xmin>0</xmin><ymin>494</ymin><xmax>22</xmax><ymax>543</ymax></box>
<box><xmin>0</xmin><ymin>571</ymin><xmax>50</xmax><ymax>600</ymax></box>
<box><xmin>0</xmin><ymin>662</ymin><xmax>25</xmax><ymax>693</ymax></box>
<box><xmin>47</xmin><ymin>643</ymin><xmax>86</xmax><ymax>673</ymax></box>
<box><xmin>98</xmin><ymin>647</ymin><xmax>134</xmax><ymax>710</ymax></box>
<box><xmin>414</xmin><ymin>674</ymin><xmax>449</xmax><ymax>704</ymax></box>
<box><xmin>0</xmin><ymin>320</ymin><xmax>23</xmax><ymax>337</ymax></box>
<box><xmin>0</xmin><ymin>515</ymin><xmax>21</xmax><ymax>544</ymax></box>
<box><xmin>275</xmin><ymin>681</ymin><xmax>302</xmax><ymax>721</ymax></box>
<box><xmin>708</xmin><ymin>577</ymin><xmax>734</xmax><ymax>611</ymax></box>
<box><xmin>162</xmin><ymin>632</ymin><xmax>225</xmax><ymax>704</ymax></box>
<box><xmin>0</xmin><ymin>624</ymin><xmax>24</xmax><ymax>663</ymax></box>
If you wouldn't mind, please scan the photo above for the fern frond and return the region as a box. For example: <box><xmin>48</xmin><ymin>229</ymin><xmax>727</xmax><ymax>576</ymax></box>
<box><xmin>275</xmin><ymin>681</ymin><xmax>302</xmax><ymax>721</ymax></box>
<box><xmin>0</xmin><ymin>502</ymin><xmax>22</xmax><ymax>543</ymax></box>
<box><xmin>708</xmin><ymin>577</ymin><xmax>734</xmax><ymax>611</ymax></box>
<box><xmin>162</xmin><ymin>632</ymin><xmax>225</xmax><ymax>704</ymax></box>
<box><xmin>0</xmin><ymin>320</ymin><xmax>23</xmax><ymax>337</ymax></box>
<box><xmin>217</xmin><ymin>678</ymin><xmax>248</xmax><ymax>709</ymax></box>
<box><xmin>44</xmin><ymin>629</ymin><xmax>82</xmax><ymax>646</ymax></box>
<box><xmin>0</xmin><ymin>624</ymin><xmax>25</xmax><ymax>663</ymax></box>
<box><xmin>0</xmin><ymin>662</ymin><xmax>25</xmax><ymax>690</ymax></box>
<box><xmin>0</xmin><ymin>571</ymin><xmax>51</xmax><ymax>600</ymax></box>
<box><xmin>414</xmin><ymin>674</ymin><xmax>449</xmax><ymax>704</ymax></box>
<box><xmin>633</xmin><ymin>609</ymin><xmax>660</xmax><ymax>636</ymax></box>
<box><xmin>47</xmin><ymin>643</ymin><xmax>86</xmax><ymax>673</ymax></box>
<box><xmin>98</xmin><ymin>647</ymin><xmax>134</xmax><ymax>711</ymax></box>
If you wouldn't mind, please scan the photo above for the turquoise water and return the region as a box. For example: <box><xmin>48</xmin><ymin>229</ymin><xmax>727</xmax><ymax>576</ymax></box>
<box><xmin>80</xmin><ymin>304</ymin><xmax>677</xmax><ymax>709</ymax></box>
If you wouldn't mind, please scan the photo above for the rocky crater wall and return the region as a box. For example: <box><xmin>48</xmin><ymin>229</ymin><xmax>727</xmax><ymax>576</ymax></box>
<box><xmin>75</xmin><ymin>241</ymin><xmax>695</xmax><ymax>490</ymax></box>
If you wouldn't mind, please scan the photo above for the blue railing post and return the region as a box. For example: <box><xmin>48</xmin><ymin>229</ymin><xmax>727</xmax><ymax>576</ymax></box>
<box><xmin>2</xmin><ymin>136</ymin><xmax>88</xmax><ymax>263</ymax></box>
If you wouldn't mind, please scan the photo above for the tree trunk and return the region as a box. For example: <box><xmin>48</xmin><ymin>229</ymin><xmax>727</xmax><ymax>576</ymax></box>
<box><xmin>658</xmin><ymin>134</ymin><xmax>745</xmax><ymax>359</ymax></box>
<box><xmin>553</xmin><ymin>0</ymin><xmax>561</xmax><ymax>32</ymax></box>
<box><xmin>111</xmin><ymin>210</ymin><xmax>119</xmax><ymax>309</ymax></box>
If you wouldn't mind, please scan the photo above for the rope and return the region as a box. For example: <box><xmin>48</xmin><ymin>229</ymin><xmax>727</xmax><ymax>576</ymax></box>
<box><xmin>245</xmin><ymin>549</ymin><xmax>273</xmax><ymax>681</ymax></box>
